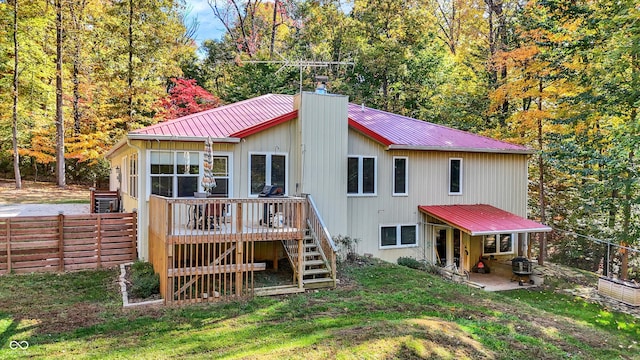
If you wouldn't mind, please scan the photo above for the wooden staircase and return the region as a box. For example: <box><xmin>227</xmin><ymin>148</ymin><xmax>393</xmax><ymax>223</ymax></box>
<box><xmin>301</xmin><ymin>228</ymin><xmax>336</xmax><ymax>289</ymax></box>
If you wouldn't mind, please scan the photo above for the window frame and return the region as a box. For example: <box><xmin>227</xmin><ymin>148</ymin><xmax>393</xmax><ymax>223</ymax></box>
<box><xmin>128</xmin><ymin>153</ymin><xmax>138</xmax><ymax>199</ymax></box>
<box><xmin>248</xmin><ymin>152</ymin><xmax>288</xmax><ymax>197</ymax></box>
<box><xmin>392</xmin><ymin>156</ymin><xmax>408</xmax><ymax>196</ymax></box>
<box><xmin>146</xmin><ymin>150</ymin><xmax>204</xmax><ymax>199</ymax></box>
<box><xmin>379</xmin><ymin>224</ymin><xmax>418</xmax><ymax>249</ymax></box>
<box><xmin>482</xmin><ymin>233</ymin><xmax>515</xmax><ymax>256</ymax></box>
<box><xmin>448</xmin><ymin>157</ymin><xmax>463</xmax><ymax>195</ymax></box>
<box><xmin>208</xmin><ymin>154</ymin><xmax>233</xmax><ymax>198</ymax></box>
<box><xmin>121</xmin><ymin>156</ymin><xmax>128</xmax><ymax>194</ymax></box>
<box><xmin>347</xmin><ymin>155</ymin><xmax>377</xmax><ymax>196</ymax></box>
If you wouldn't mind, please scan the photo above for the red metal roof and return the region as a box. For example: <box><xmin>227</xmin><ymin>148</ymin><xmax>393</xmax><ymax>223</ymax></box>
<box><xmin>127</xmin><ymin>93</ymin><xmax>530</xmax><ymax>154</ymax></box>
<box><xmin>418</xmin><ymin>204</ymin><xmax>551</xmax><ymax>235</ymax></box>
<box><xmin>130</xmin><ymin>94</ymin><xmax>295</xmax><ymax>139</ymax></box>
<box><xmin>348</xmin><ymin>103</ymin><xmax>530</xmax><ymax>153</ymax></box>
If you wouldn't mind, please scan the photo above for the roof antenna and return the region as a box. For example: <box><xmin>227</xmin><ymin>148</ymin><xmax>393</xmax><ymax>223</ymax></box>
<box><xmin>244</xmin><ymin>51</ymin><xmax>354</xmax><ymax>93</ymax></box>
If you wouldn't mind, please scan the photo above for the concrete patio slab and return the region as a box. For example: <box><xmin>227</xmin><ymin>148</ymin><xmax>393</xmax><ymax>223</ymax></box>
<box><xmin>0</xmin><ymin>203</ymin><xmax>89</xmax><ymax>217</ymax></box>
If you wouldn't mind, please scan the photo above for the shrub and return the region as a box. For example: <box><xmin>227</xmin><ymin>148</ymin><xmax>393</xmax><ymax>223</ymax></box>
<box><xmin>397</xmin><ymin>256</ymin><xmax>423</xmax><ymax>270</ymax></box>
<box><xmin>129</xmin><ymin>261</ymin><xmax>160</xmax><ymax>298</ymax></box>
<box><xmin>333</xmin><ymin>235</ymin><xmax>360</xmax><ymax>262</ymax></box>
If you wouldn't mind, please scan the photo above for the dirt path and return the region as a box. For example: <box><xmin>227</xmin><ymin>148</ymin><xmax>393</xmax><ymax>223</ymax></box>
<box><xmin>0</xmin><ymin>179</ymin><xmax>92</xmax><ymax>217</ymax></box>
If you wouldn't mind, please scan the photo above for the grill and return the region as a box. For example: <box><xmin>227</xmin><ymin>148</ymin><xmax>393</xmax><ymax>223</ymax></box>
<box><xmin>511</xmin><ymin>257</ymin><xmax>534</xmax><ymax>286</ymax></box>
<box><xmin>258</xmin><ymin>185</ymin><xmax>285</xmax><ymax>227</ymax></box>
<box><xmin>258</xmin><ymin>185</ymin><xmax>284</xmax><ymax>197</ymax></box>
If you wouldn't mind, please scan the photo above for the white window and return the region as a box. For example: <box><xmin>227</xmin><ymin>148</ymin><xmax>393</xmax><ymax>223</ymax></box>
<box><xmin>449</xmin><ymin>158</ymin><xmax>462</xmax><ymax>195</ymax></box>
<box><xmin>150</xmin><ymin>151</ymin><xmax>200</xmax><ymax>198</ymax></box>
<box><xmin>380</xmin><ymin>224</ymin><xmax>418</xmax><ymax>248</ymax></box>
<box><xmin>483</xmin><ymin>233</ymin><xmax>514</xmax><ymax>255</ymax></box>
<box><xmin>393</xmin><ymin>157</ymin><xmax>408</xmax><ymax>196</ymax></box>
<box><xmin>209</xmin><ymin>155</ymin><xmax>230</xmax><ymax>197</ymax></box>
<box><xmin>347</xmin><ymin>156</ymin><xmax>376</xmax><ymax>196</ymax></box>
<box><xmin>249</xmin><ymin>153</ymin><xmax>287</xmax><ymax>196</ymax></box>
<box><xmin>129</xmin><ymin>153</ymin><xmax>138</xmax><ymax>199</ymax></box>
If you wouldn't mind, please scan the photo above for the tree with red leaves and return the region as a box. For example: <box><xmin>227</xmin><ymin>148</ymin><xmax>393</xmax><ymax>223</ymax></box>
<box><xmin>158</xmin><ymin>78</ymin><xmax>220</xmax><ymax>120</ymax></box>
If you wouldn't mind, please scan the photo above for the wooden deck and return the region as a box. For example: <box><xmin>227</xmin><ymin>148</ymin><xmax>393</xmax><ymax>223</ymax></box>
<box><xmin>148</xmin><ymin>195</ymin><xmax>337</xmax><ymax>305</ymax></box>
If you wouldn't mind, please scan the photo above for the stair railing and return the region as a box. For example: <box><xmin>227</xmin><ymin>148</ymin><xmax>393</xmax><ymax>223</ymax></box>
<box><xmin>305</xmin><ymin>195</ymin><xmax>337</xmax><ymax>283</ymax></box>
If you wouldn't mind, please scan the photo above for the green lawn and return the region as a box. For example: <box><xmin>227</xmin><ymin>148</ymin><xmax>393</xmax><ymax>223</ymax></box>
<box><xmin>0</xmin><ymin>260</ymin><xmax>638</xmax><ymax>359</ymax></box>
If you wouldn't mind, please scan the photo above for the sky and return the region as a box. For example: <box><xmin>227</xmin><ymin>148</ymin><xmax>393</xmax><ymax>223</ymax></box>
<box><xmin>185</xmin><ymin>0</ymin><xmax>225</xmax><ymax>46</ymax></box>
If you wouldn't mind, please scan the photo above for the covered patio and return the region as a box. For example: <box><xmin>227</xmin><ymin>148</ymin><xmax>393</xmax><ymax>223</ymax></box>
<box><xmin>419</xmin><ymin>204</ymin><xmax>552</xmax><ymax>290</ymax></box>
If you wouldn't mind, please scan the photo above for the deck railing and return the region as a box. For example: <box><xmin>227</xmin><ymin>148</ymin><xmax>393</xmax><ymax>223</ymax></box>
<box><xmin>148</xmin><ymin>195</ymin><xmax>307</xmax><ymax>305</ymax></box>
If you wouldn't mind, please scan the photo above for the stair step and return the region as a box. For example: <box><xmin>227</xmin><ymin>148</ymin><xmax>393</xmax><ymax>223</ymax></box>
<box><xmin>303</xmin><ymin>278</ymin><xmax>336</xmax><ymax>289</ymax></box>
<box><xmin>305</xmin><ymin>251</ymin><xmax>321</xmax><ymax>257</ymax></box>
<box><xmin>303</xmin><ymin>277</ymin><xmax>333</xmax><ymax>283</ymax></box>
<box><xmin>254</xmin><ymin>285</ymin><xmax>305</xmax><ymax>296</ymax></box>
<box><xmin>305</xmin><ymin>259</ymin><xmax>325</xmax><ymax>266</ymax></box>
<box><xmin>304</xmin><ymin>243</ymin><xmax>317</xmax><ymax>249</ymax></box>
<box><xmin>304</xmin><ymin>268</ymin><xmax>329</xmax><ymax>275</ymax></box>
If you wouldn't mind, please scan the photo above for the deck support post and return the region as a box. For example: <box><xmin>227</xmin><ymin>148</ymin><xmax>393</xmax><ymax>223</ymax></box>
<box><xmin>297</xmin><ymin>238</ymin><xmax>304</xmax><ymax>289</ymax></box>
<box><xmin>273</xmin><ymin>242</ymin><xmax>279</xmax><ymax>270</ymax></box>
<box><xmin>236</xmin><ymin>238</ymin><xmax>243</xmax><ymax>296</ymax></box>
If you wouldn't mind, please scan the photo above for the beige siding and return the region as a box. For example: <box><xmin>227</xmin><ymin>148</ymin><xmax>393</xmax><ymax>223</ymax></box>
<box><xmin>347</xmin><ymin>130</ymin><xmax>529</xmax><ymax>263</ymax></box>
<box><xmin>231</xmin><ymin>121</ymin><xmax>300</xmax><ymax>198</ymax></box>
<box><xmin>107</xmin><ymin>141</ymin><xmax>145</xmax><ymax>257</ymax></box>
<box><xmin>297</xmin><ymin>92</ymin><xmax>349</xmax><ymax>237</ymax></box>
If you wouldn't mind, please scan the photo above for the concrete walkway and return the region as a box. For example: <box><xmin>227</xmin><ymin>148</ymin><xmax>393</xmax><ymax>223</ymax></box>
<box><xmin>0</xmin><ymin>203</ymin><xmax>90</xmax><ymax>217</ymax></box>
<box><xmin>467</xmin><ymin>271</ymin><xmax>536</xmax><ymax>291</ymax></box>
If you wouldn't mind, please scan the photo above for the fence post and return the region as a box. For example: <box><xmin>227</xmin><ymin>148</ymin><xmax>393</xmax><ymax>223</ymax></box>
<box><xmin>58</xmin><ymin>212</ymin><xmax>64</xmax><ymax>272</ymax></box>
<box><xmin>6</xmin><ymin>218</ymin><xmax>11</xmax><ymax>273</ymax></box>
<box><xmin>90</xmin><ymin>188</ymin><xmax>96</xmax><ymax>214</ymax></box>
<box><xmin>236</xmin><ymin>203</ymin><xmax>243</xmax><ymax>233</ymax></box>
<box><xmin>97</xmin><ymin>214</ymin><xmax>102</xmax><ymax>269</ymax></box>
<box><xmin>132</xmin><ymin>209</ymin><xmax>138</xmax><ymax>260</ymax></box>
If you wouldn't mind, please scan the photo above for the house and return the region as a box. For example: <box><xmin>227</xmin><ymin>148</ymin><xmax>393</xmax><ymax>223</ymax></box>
<box><xmin>106</xmin><ymin>91</ymin><xmax>550</xmax><ymax>303</ymax></box>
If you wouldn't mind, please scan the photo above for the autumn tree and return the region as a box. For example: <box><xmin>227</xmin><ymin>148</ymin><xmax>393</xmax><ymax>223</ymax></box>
<box><xmin>0</xmin><ymin>0</ymin><xmax>56</xmax><ymax>181</ymax></box>
<box><xmin>157</xmin><ymin>78</ymin><xmax>220</xmax><ymax>120</ymax></box>
<box><xmin>485</xmin><ymin>1</ymin><xmax>590</xmax><ymax>264</ymax></box>
<box><xmin>99</xmin><ymin>0</ymin><xmax>191</xmax><ymax>133</ymax></box>
<box><xmin>579</xmin><ymin>0</ymin><xmax>640</xmax><ymax>279</ymax></box>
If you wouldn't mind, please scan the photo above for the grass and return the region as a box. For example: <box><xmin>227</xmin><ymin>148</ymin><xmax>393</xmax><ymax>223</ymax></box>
<box><xmin>0</xmin><ymin>260</ymin><xmax>638</xmax><ymax>359</ymax></box>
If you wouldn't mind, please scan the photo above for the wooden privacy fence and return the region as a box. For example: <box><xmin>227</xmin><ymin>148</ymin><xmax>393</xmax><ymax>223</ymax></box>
<box><xmin>0</xmin><ymin>212</ymin><xmax>137</xmax><ymax>274</ymax></box>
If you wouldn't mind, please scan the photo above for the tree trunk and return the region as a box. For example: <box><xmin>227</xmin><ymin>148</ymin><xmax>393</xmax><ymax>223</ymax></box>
<box><xmin>12</xmin><ymin>0</ymin><xmax>22</xmax><ymax>189</ymax></box>
<box><xmin>269</xmin><ymin>0</ymin><xmax>278</xmax><ymax>59</ymax></box>
<box><xmin>537</xmin><ymin>79</ymin><xmax>546</xmax><ymax>265</ymax></box>
<box><xmin>485</xmin><ymin>0</ymin><xmax>509</xmax><ymax>126</ymax></box>
<box><xmin>55</xmin><ymin>0</ymin><xmax>66</xmax><ymax>188</ymax></box>
<box><xmin>128</xmin><ymin>0</ymin><xmax>134</xmax><ymax>127</ymax></box>
<box><xmin>70</xmin><ymin>1</ymin><xmax>84</xmax><ymax>134</ymax></box>
<box><xmin>620</xmin><ymin>147</ymin><xmax>634</xmax><ymax>279</ymax></box>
